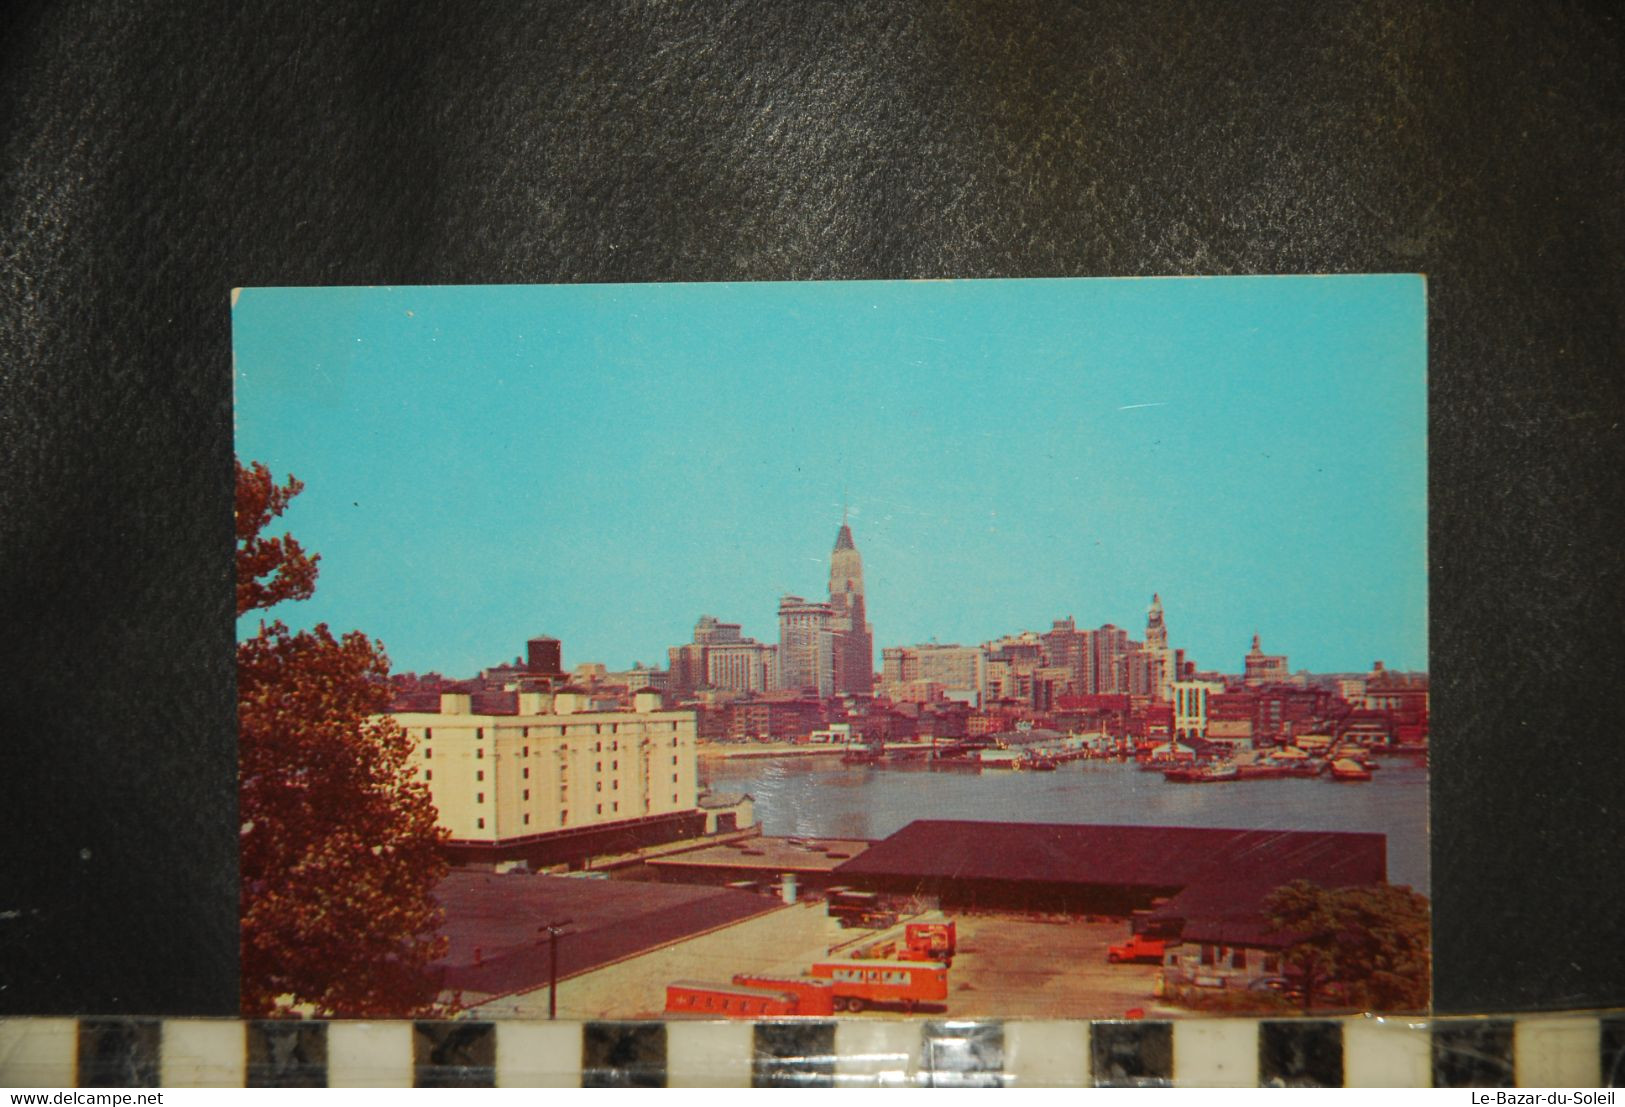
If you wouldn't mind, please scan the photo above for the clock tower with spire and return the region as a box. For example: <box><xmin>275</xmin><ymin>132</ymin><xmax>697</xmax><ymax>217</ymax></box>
<box><xmin>1144</xmin><ymin>593</ymin><xmax>1175</xmax><ymax>701</ymax></box>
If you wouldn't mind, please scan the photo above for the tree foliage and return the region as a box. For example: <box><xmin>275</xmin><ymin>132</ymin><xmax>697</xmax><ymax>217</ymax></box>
<box><xmin>236</xmin><ymin>461</ymin><xmax>319</xmax><ymax>616</ymax></box>
<box><xmin>1266</xmin><ymin>880</ymin><xmax>1431</xmax><ymax>1013</ymax></box>
<box><xmin>237</xmin><ymin>459</ymin><xmax>449</xmax><ymax>1017</ymax></box>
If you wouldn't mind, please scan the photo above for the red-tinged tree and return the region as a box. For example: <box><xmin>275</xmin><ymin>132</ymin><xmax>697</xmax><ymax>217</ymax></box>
<box><xmin>237</xmin><ymin>459</ymin><xmax>450</xmax><ymax>1017</ymax></box>
<box><xmin>236</xmin><ymin>461</ymin><xmax>319</xmax><ymax>617</ymax></box>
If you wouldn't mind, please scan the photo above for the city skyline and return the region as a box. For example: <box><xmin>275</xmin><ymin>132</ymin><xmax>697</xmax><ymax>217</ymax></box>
<box><xmin>233</xmin><ymin>276</ymin><xmax>1426</xmax><ymax>676</ymax></box>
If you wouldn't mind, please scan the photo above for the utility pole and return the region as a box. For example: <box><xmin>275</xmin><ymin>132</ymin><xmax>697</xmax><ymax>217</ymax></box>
<box><xmin>540</xmin><ymin>919</ymin><xmax>573</xmax><ymax>1020</ymax></box>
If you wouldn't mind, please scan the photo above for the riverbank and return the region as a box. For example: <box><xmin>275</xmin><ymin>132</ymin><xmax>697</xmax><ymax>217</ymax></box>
<box><xmin>697</xmin><ymin>739</ymin><xmax>937</xmax><ymax>760</ymax></box>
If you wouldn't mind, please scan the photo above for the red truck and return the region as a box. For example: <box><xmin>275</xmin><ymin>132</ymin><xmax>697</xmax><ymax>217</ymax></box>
<box><xmin>1107</xmin><ymin>934</ymin><xmax>1168</xmax><ymax>964</ymax></box>
<box><xmin>899</xmin><ymin>920</ymin><xmax>957</xmax><ymax>964</ymax></box>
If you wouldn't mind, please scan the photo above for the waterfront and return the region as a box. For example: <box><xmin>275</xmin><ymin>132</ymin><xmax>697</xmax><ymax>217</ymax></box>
<box><xmin>703</xmin><ymin>754</ymin><xmax>1430</xmax><ymax>893</ymax></box>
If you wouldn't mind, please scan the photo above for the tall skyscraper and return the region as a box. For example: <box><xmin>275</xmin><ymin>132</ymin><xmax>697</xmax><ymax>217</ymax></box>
<box><xmin>1042</xmin><ymin>617</ymin><xmax>1089</xmax><ymax>692</ymax></box>
<box><xmin>827</xmin><ymin>519</ymin><xmax>874</xmax><ymax>696</ymax></box>
<box><xmin>777</xmin><ymin>517</ymin><xmax>876</xmax><ymax>697</ymax></box>
<box><xmin>1090</xmin><ymin>624</ymin><xmax>1131</xmax><ymax>694</ymax></box>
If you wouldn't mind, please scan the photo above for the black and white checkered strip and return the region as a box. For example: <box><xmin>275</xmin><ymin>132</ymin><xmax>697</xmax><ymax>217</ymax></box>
<box><xmin>0</xmin><ymin>1014</ymin><xmax>1621</xmax><ymax>1087</ymax></box>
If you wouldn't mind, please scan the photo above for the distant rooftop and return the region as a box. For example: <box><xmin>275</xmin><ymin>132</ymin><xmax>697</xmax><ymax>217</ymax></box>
<box><xmin>648</xmin><ymin>836</ymin><xmax>873</xmax><ymax>874</ymax></box>
<box><xmin>390</xmin><ymin>691</ymin><xmax>443</xmax><ymax>713</ymax></box>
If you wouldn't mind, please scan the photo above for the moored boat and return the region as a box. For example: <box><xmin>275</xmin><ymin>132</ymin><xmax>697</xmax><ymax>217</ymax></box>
<box><xmin>1330</xmin><ymin>757</ymin><xmax>1373</xmax><ymax>781</ymax></box>
<box><xmin>1259</xmin><ymin>745</ymin><xmax>1326</xmax><ymax>777</ymax></box>
<box><xmin>1163</xmin><ymin>762</ymin><xmax>1240</xmax><ymax>783</ymax></box>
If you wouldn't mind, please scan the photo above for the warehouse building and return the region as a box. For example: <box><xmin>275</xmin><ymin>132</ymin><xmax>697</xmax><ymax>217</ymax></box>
<box><xmin>390</xmin><ymin>688</ymin><xmax>703</xmax><ymax>868</ymax></box>
<box><xmin>831</xmin><ymin>820</ymin><xmax>1387</xmax><ymax>918</ymax></box>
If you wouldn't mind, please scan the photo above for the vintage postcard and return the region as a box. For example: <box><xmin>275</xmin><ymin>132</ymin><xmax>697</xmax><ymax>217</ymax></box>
<box><xmin>232</xmin><ymin>276</ymin><xmax>1428</xmax><ymax>1021</ymax></box>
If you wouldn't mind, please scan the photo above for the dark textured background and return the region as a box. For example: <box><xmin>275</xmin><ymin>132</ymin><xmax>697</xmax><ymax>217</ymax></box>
<box><xmin>1</xmin><ymin>1</ymin><xmax>1620</xmax><ymax>1017</ymax></box>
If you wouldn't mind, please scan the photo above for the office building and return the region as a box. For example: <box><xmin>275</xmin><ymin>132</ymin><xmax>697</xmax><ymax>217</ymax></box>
<box><xmin>777</xmin><ymin>595</ymin><xmax>834</xmax><ymax>696</ymax></box>
<box><xmin>668</xmin><ymin>614</ymin><xmax>778</xmax><ymax>696</ymax></box>
<box><xmin>1172</xmin><ymin>678</ymin><xmax>1225</xmax><ymax>741</ymax></box>
<box><xmin>706</xmin><ymin>639</ymin><xmax>779</xmax><ymax>694</ymax></box>
<box><xmin>880</xmin><ymin>643</ymin><xmax>986</xmax><ymax>705</ymax></box>
<box><xmin>1243</xmin><ymin>633</ymin><xmax>1291</xmax><ymax>686</ymax></box>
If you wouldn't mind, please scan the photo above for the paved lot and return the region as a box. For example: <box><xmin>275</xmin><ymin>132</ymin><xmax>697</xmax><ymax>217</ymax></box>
<box><xmin>474</xmin><ymin>901</ymin><xmax>847</xmax><ymax>1020</ymax></box>
<box><xmin>473</xmin><ymin>901</ymin><xmax>1163</xmax><ymax>1020</ymax></box>
<box><xmin>941</xmin><ymin>914</ymin><xmax>1162</xmax><ymax>1020</ymax></box>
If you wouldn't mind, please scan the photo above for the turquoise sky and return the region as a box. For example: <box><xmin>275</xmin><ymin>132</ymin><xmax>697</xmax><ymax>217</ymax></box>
<box><xmin>233</xmin><ymin>277</ymin><xmax>1426</xmax><ymax>677</ymax></box>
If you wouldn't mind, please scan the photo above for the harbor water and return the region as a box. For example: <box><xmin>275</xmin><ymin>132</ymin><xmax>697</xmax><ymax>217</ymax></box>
<box><xmin>702</xmin><ymin>755</ymin><xmax>1431</xmax><ymax>894</ymax></box>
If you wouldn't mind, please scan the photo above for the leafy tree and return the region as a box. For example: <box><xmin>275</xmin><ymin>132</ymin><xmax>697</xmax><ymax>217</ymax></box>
<box><xmin>237</xmin><ymin>459</ymin><xmax>449</xmax><ymax>1017</ymax></box>
<box><xmin>236</xmin><ymin>461</ymin><xmax>319</xmax><ymax>616</ymax></box>
<box><xmin>1266</xmin><ymin>880</ymin><xmax>1431</xmax><ymax>1013</ymax></box>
